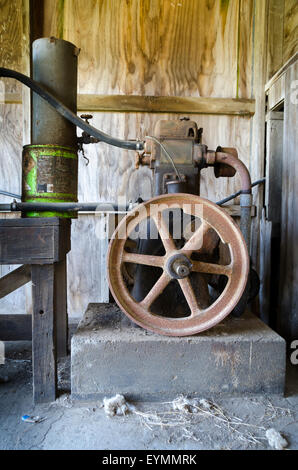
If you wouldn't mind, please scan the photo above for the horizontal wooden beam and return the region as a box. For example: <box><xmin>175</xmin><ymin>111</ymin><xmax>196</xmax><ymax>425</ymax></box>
<box><xmin>0</xmin><ymin>314</ymin><xmax>32</xmax><ymax>341</ymax></box>
<box><xmin>0</xmin><ymin>265</ymin><xmax>31</xmax><ymax>299</ymax></box>
<box><xmin>223</xmin><ymin>204</ymin><xmax>257</xmax><ymax>218</ymax></box>
<box><xmin>77</xmin><ymin>95</ymin><xmax>255</xmax><ymax>116</ymax></box>
<box><xmin>6</xmin><ymin>93</ymin><xmax>255</xmax><ymax>116</ymax></box>
<box><xmin>2</xmin><ymin>93</ymin><xmax>22</xmax><ymax>104</ymax></box>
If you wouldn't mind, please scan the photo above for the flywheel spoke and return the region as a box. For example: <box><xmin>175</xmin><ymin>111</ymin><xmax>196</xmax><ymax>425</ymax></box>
<box><xmin>152</xmin><ymin>212</ymin><xmax>176</xmax><ymax>253</ymax></box>
<box><xmin>178</xmin><ymin>277</ymin><xmax>201</xmax><ymax>316</ymax></box>
<box><xmin>191</xmin><ymin>261</ymin><xmax>232</xmax><ymax>276</ymax></box>
<box><xmin>123</xmin><ymin>252</ymin><xmax>165</xmax><ymax>268</ymax></box>
<box><xmin>183</xmin><ymin>221</ymin><xmax>209</xmax><ymax>253</ymax></box>
<box><xmin>140</xmin><ymin>272</ymin><xmax>171</xmax><ymax>309</ymax></box>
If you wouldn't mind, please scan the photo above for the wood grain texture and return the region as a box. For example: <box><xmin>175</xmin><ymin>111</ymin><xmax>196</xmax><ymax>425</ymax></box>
<box><xmin>283</xmin><ymin>0</ymin><xmax>298</xmax><ymax>65</ymax></box>
<box><xmin>267</xmin><ymin>73</ymin><xmax>285</xmax><ymax>110</ymax></box>
<box><xmin>31</xmin><ymin>263</ymin><xmax>57</xmax><ymax>403</ymax></box>
<box><xmin>42</xmin><ymin>0</ymin><xmax>249</xmax><ymax>98</ymax></box>
<box><xmin>266</xmin><ymin>0</ymin><xmax>284</xmax><ymax>81</ymax></box>
<box><xmin>238</xmin><ymin>0</ymin><xmax>254</xmax><ymax>98</ymax></box>
<box><xmin>0</xmin><ymin>0</ymin><xmax>24</xmax><ymax>93</ymax></box>
<box><xmin>77</xmin><ymin>94</ymin><xmax>255</xmax><ymax>115</ymax></box>
<box><xmin>0</xmin><ymin>264</ymin><xmax>31</xmax><ymax>299</ymax></box>
<box><xmin>0</xmin><ymin>0</ymin><xmax>30</xmax><ymax>314</ymax></box>
<box><xmin>249</xmin><ymin>0</ymin><xmax>268</xmax><ymax>278</ymax></box>
<box><xmin>278</xmin><ymin>59</ymin><xmax>298</xmax><ymax>341</ymax></box>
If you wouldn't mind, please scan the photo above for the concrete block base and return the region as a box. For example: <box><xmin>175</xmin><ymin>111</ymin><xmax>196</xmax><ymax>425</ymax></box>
<box><xmin>71</xmin><ymin>304</ymin><xmax>286</xmax><ymax>401</ymax></box>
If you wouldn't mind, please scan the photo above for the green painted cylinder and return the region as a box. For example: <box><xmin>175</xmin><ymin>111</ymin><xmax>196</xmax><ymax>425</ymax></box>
<box><xmin>22</xmin><ymin>144</ymin><xmax>78</xmax><ymax>218</ymax></box>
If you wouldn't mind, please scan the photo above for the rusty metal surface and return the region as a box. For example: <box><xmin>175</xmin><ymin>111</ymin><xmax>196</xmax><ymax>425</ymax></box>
<box><xmin>214</xmin><ymin>147</ymin><xmax>238</xmax><ymax>178</ymax></box>
<box><xmin>22</xmin><ymin>145</ymin><xmax>78</xmax><ymax>201</ymax></box>
<box><xmin>108</xmin><ymin>193</ymin><xmax>249</xmax><ymax>336</ymax></box>
<box><xmin>214</xmin><ymin>151</ymin><xmax>251</xmax><ymax>193</ymax></box>
<box><xmin>32</xmin><ymin>37</ymin><xmax>78</xmax><ymax>148</ymax></box>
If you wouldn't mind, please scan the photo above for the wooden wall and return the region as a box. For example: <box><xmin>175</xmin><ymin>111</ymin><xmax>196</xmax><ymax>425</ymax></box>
<box><xmin>0</xmin><ymin>0</ymin><xmax>31</xmax><ymax>315</ymax></box>
<box><xmin>267</xmin><ymin>0</ymin><xmax>298</xmax><ymax>81</ymax></box>
<box><xmin>1</xmin><ymin>0</ymin><xmax>295</xmax><ymax>319</ymax></box>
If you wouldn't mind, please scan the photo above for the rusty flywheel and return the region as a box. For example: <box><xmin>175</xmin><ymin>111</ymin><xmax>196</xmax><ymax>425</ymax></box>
<box><xmin>107</xmin><ymin>194</ymin><xmax>249</xmax><ymax>336</ymax></box>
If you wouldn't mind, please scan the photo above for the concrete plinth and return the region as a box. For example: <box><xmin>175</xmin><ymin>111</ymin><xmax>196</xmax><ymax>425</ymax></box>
<box><xmin>71</xmin><ymin>304</ymin><xmax>286</xmax><ymax>401</ymax></box>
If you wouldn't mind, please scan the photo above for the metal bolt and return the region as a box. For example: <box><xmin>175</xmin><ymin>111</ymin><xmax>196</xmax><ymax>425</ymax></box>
<box><xmin>172</xmin><ymin>260</ymin><xmax>191</xmax><ymax>278</ymax></box>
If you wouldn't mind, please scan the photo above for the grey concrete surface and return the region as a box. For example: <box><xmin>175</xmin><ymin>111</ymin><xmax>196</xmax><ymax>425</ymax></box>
<box><xmin>71</xmin><ymin>304</ymin><xmax>286</xmax><ymax>401</ymax></box>
<box><xmin>0</xmin><ymin>341</ymin><xmax>298</xmax><ymax>450</ymax></box>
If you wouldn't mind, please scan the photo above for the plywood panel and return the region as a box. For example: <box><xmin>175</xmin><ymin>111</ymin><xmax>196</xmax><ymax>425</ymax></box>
<box><xmin>283</xmin><ymin>0</ymin><xmax>298</xmax><ymax>65</ymax></box>
<box><xmin>0</xmin><ymin>1</ymin><xmax>31</xmax><ymax>315</ymax></box>
<box><xmin>41</xmin><ymin>0</ymin><xmax>247</xmax><ymax>98</ymax></box>
<box><xmin>266</xmin><ymin>0</ymin><xmax>284</xmax><ymax>81</ymax></box>
<box><xmin>238</xmin><ymin>0</ymin><xmax>254</xmax><ymax>98</ymax></box>
<box><xmin>0</xmin><ymin>0</ymin><xmax>24</xmax><ymax>93</ymax></box>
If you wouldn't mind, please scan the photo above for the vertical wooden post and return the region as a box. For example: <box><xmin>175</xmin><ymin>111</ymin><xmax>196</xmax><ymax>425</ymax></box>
<box><xmin>250</xmin><ymin>0</ymin><xmax>269</xmax><ymax>292</ymax></box>
<box><xmin>31</xmin><ymin>258</ymin><xmax>69</xmax><ymax>403</ymax></box>
<box><xmin>32</xmin><ymin>264</ymin><xmax>57</xmax><ymax>403</ymax></box>
<box><xmin>54</xmin><ymin>257</ymin><xmax>68</xmax><ymax>357</ymax></box>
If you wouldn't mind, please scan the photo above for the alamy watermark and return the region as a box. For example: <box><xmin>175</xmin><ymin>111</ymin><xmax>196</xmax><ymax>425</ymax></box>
<box><xmin>290</xmin><ymin>340</ymin><xmax>298</xmax><ymax>365</ymax></box>
<box><xmin>0</xmin><ymin>341</ymin><xmax>4</xmax><ymax>365</ymax></box>
<box><xmin>94</xmin><ymin>198</ymin><xmax>206</xmax><ymax>249</ymax></box>
<box><xmin>290</xmin><ymin>80</ymin><xmax>298</xmax><ymax>105</ymax></box>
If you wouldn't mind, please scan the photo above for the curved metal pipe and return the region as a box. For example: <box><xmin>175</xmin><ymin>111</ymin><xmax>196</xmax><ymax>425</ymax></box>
<box><xmin>213</xmin><ymin>151</ymin><xmax>252</xmax><ymax>250</ymax></box>
<box><xmin>215</xmin><ymin>152</ymin><xmax>252</xmax><ymax>193</ymax></box>
<box><xmin>0</xmin><ymin>67</ymin><xmax>144</xmax><ymax>151</ymax></box>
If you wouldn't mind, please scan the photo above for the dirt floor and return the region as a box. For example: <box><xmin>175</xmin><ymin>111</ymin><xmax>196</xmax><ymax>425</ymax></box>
<box><xmin>0</xmin><ymin>340</ymin><xmax>297</xmax><ymax>450</ymax></box>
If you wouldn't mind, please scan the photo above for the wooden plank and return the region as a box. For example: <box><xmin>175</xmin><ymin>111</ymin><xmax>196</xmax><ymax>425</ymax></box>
<box><xmin>31</xmin><ymin>264</ymin><xmax>57</xmax><ymax>403</ymax></box>
<box><xmin>77</xmin><ymin>95</ymin><xmax>255</xmax><ymax>116</ymax></box>
<box><xmin>0</xmin><ymin>218</ymin><xmax>70</xmax><ymax>264</ymax></box>
<box><xmin>0</xmin><ymin>0</ymin><xmax>24</xmax><ymax>94</ymax></box>
<box><xmin>265</xmin><ymin>111</ymin><xmax>283</xmax><ymax>223</ymax></box>
<box><xmin>249</xmin><ymin>0</ymin><xmax>269</xmax><ymax>275</ymax></box>
<box><xmin>60</xmin><ymin>0</ymin><xmax>241</xmax><ymax>98</ymax></box>
<box><xmin>265</xmin><ymin>52</ymin><xmax>298</xmax><ymax>91</ymax></box>
<box><xmin>22</xmin><ymin>0</ymin><xmax>31</xmax><ymax>146</ymax></box>
<box><xmin>68</xmin><ymin>214</ymin><xmax>110</xmax><ymax>314</ymax></box>
<box><xmin>277</xmin><ymin>60</ymin><xmax>298</xmax><ymax>341</ymax></box>
<box><xmin>54</xmin><ymin>258</ymin><xmax>68</xmax><ymax>358</ymax></box>
<box><xmin>0</xmin><ymin>264</ymin><xmax>31</xmax><ymax>299</ymax></box>
<box><xmin>0</xmin><ymin>0</ymin><xmax>31</xmax><ymax>313</ymax></box>
<box><xmin>259</xmin><ymin>210</ymin><xmax>272</xmax><ymax>324</ymax></box>
<box><xmin>2</xmin><ymin>93</ymin><xmax>22</xmax><ymax>104</ymax></box>
<box><xmin>222</xmin><ymin>205</ymin><xmax>256</xmax><ymax>218</ymax></box>
<box><xmin>237</xmin><ymin>0</ymin><xmax>254</xmax><ymax>98</ymax></box>
<box><xmin>6</xmin><ymin>93</ymin><xmax>256</xmax><ymax>115</ymax></box>
<box><xmin>283</xmin><ymin>0</ymin><xmax>298</xmax><ymax>65</ymax></box>
<box><xmin>267</xmin><ymin>74</ymin><xmax>286</xmax><ymax>110</ymax></box>
<box><xmin>266</xmin><ymin>0</ymin><xmax>284</xmax><ymax>81</ymax></box>
<box><xmin>0</xmin><ymin>314</ymin><xmax>32</xmax><ymax>341</ymax></box>
<box><xmin>0</xmin><ymin>226</ymin><xmax>58</xmax><ymax>264</ymax></box>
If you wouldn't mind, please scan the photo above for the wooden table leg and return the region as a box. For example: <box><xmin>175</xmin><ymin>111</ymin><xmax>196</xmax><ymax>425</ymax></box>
<box><xmin>31</xmin><ymin>259</ymin><xmax>68</xmax><ymax>404</ymax></box>
<box><xmin>32</xmin><ymin>264</ymin><xmax>57</xmax><ymax>404</ymax></box>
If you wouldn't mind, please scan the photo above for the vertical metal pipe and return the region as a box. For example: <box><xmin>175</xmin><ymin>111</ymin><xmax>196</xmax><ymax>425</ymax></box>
<box><xmin>31</xmin><ymin>37</ymin><xmax>79</xmax><ymax>148</ymax></box>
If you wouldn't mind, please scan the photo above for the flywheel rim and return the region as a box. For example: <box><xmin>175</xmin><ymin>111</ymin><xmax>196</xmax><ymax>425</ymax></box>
<box><xmin>107</xmin><ymin>193</ymin><xmax>249</xmax><ymax>336</ymax></box>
